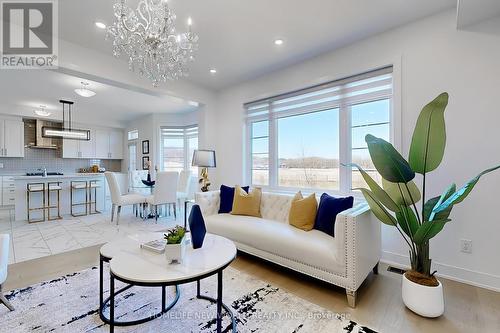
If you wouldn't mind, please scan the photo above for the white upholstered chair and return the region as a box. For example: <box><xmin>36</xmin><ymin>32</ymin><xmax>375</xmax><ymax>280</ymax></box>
<box><xmin>177</xmin><ymin>170</ymin><xmax>195</xmax><ymax>204</ymax></box>
<box><xmin>0</xmin><ymin>234</ymin><xmax>14</xmax><ymax>311</ymax></box>
<box><xmin>105</xmin><ymin>172</ymin><xmax>147</xmax><ymax>225</ymax></box>
<box><xmin>146</xmin><ymin>171</ymin><xmax>179</xmax><ymax>221</ymax></box>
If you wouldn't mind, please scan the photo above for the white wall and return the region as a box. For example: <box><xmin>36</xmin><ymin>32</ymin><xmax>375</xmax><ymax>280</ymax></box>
<box><xmin>212</xmin><ymin>10</ymin><xmax>500</xmax><ymax>290</ymax></box>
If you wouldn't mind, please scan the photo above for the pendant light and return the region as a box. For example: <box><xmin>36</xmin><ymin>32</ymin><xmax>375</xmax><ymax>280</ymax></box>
<box><xmin>74</xmin><ymin>82</ymin><xmax>96</xmax><ymax>98</ymax></box>
<box><xmin>41</xmin><ymin>100</ymin><xmax>90</xmax><ymax>140</ymax></box>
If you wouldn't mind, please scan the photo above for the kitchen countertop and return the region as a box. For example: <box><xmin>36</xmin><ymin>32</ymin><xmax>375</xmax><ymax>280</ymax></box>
<box><xmin>13</xmin><ymin>173</ymin><xmax>106</xmax><ymax>180</ymax></box>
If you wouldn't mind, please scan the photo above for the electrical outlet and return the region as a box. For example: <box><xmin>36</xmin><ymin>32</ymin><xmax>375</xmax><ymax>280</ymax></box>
<box><xmin>461</xmin><ymin>239</ymin><xmax>472</xmax><ymax>254</ymax></box>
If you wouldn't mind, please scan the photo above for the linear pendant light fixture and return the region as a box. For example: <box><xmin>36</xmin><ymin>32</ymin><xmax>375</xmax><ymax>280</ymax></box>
<box><xmin>42</xmin><ymin>100</ymin><xmax>90</xmax><ymax>140</ymax></box>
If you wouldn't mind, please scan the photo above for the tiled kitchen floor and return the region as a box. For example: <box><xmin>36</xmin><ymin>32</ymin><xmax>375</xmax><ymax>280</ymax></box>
<box><xmin>0</xmin><ymin>206</ymin><xmax>179</xmax><ymax>264</ymax></box>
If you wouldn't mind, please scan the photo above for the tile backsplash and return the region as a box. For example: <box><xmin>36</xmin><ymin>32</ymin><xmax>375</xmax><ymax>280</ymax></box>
<box><xmin>0</xmin><ymin>148</ymin><xmax>122</xmax><ymax>174</ymax></box>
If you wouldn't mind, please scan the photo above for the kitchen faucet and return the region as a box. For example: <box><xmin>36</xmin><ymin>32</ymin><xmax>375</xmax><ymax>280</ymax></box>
<box><xmin>38</xmin><ymin>167</ymin><xmax>47</xmax><ymax>177</ymax></box>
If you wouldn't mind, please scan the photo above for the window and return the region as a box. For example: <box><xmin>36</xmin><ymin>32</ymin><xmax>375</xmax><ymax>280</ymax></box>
<box><xmin>160</xmin><ymin>125</ymin><xmax>198</xmax><ymax>173</ymax></box>
<box><xmin>245</xmin><ymin>67</ymin><xmax>392</xmax><ymax>192</ymax></box>
<box><xmin>128</xmin><ymin>129</ymin><xmax>139</xmax><ymax>141</ymax></box>
<box><xmin>128</xmin><ymin>143</ymin><xmax>137</xmax><ymax>171</ymax></box>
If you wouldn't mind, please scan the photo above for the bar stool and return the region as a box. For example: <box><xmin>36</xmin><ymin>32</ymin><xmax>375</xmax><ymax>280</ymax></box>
<box><xmin>71</xmin><ymin>180</ymin><xmax>88</xmax><ymax>217</ymax></box>
<box><xmin>88</xmin><ymin>180</ymin><xmax>101</xmax><ymax>215</ymax></box>
<box><xmin>47</xmin><ymin>182</ymin><xmax>62</xmax><ymax>220</ymax></box>
<box><xmin>27</xmin><ymin>183</ymin><xmax>46</xmax><ymax>223</ymax></box>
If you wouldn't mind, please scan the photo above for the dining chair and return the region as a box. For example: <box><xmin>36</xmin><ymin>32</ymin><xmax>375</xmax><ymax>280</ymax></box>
<box><xmin>105</xmin><ymin>172</ymin><xmax>147</xmax><ymax>225</ymax></box>
<box><xmin>146</xmin><ymin>171</ymin><xmax>179</xmax><ymax>221</ymax></box>
<box><xmin>0</xmin><ymin>234</ymin><xmax>14</xmax><ymax>311</ymax></box>
<box><xmin>177</xmin><ymin>170</ymin><xmax>195</xmax><ymax>205</ymax></box>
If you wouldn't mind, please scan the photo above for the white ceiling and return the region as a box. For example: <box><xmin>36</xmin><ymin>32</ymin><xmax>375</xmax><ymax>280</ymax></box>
<box><xmin>58</xmin><ymin>0</ymin><xmax>457</xmax><ymax>90</ymax></box>
<box><xmin>0</xmin><ymin>70</ymin><xmax>197</xmax><ymax>127</ymax></box>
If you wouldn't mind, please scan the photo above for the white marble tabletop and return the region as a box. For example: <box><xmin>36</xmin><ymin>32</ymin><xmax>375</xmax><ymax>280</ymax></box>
<box><xmin>105</xmin><ymin>233</ymin><xmax>237</xmax><ymax>284</ymax></box>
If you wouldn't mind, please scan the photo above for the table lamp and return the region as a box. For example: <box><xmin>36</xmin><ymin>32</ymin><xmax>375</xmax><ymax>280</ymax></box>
<box><xmin>192</xmin><ymin>150</ymin><xmax>216</xmax><ymax>192</ymax></box>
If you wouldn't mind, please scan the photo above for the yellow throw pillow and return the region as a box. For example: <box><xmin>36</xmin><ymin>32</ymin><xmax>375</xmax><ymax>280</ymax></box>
<box><xmin>231</xmin><ymin>186</ymin><xmax>262</xmax><ymax>217</ymax></box>
<box><xmin>289</xmin><ymin>191</ymin><xmax>317</xmax><ymax>231</ymax></box>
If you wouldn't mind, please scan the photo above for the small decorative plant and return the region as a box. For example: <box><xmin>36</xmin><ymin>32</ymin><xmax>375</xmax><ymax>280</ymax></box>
<box><xmin>164</xmin><ymin>226</ymin><xmax>186</xmax><ymax>245</ymax></box>
<box><xmin>351</xmin><ymin>92</ymin><xmax>500</xmax><ymax>286</ymax></box>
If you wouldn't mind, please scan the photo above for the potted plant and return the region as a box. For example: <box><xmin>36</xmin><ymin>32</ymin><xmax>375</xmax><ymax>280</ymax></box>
<box><xmin>164</xmin><ymin>226</ymin><xmax>187</xmax><ymax>264</ymax></box>
<box><xmin>351</xmin><ymin>92</ymin><xmax>499</xmax><ymax>317</ymax></box>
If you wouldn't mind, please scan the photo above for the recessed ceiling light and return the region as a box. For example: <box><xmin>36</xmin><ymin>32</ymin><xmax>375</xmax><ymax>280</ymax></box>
<box><xmin>274</xmin><ymin>39</ymin><xmax>284</xmax><ymax>45</ymax></box>
<box><xmin>95</xmin><ymin>21</ymin><xmax>106</xmax><ymax>29</ymax></box>
<box><xmin>74</xmin><ymin>82</ymin><xmax>96</xmax><ymax>98</ymax></box>
<box><xmin>34</xmin><ymin>105</ymin><xmax>51</xmax><ymax>117</ymax></box>
<box><xmin>209</xmin><ymin>69</ymin><xmax>217</xmax><ymax>74</ymax></box>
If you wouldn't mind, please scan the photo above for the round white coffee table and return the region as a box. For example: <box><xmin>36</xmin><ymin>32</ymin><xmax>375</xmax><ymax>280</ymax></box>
<box><xmin>99</xmin><ymin>233</ymin><xmax>237</xmax><ymax>333</ymax></box>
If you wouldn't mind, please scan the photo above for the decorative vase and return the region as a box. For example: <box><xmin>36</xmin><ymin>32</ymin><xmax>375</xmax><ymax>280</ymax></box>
<box><xmin>402</xmin><ymin>272</ymin><xmax>444</xmax><ymax>318</ymax></box>
<box><xmin>164</xmin><ymin>236</ymin><xmax>186</xmax><ymax>264</ymax></box>
<box><xmin>188</xmin><ymin>204</ymin><xmax>206</xmax><ymax>249</ymax></box>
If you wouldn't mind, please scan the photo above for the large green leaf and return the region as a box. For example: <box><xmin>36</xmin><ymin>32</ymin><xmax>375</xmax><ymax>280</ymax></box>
<box><xmin>409</xmin><ymin>92</ymin><xmax>449</xmax><ymax>174</ymax></box>
<box><xmin>365</xmin><ymin>134</ymin><xmax>415</xmax><ymax>183</ymax></box>
<box><xmin>423</xmin><ymin>196</ymin><xmax>453</xmax><ymax>222</ymax></box>
<box><xmin>414</xmin><ymin>219</ymin><xmax>451</xmax><ymax>245</ymax></box>
<box><xmin>357</xmin><ymin>188</ymin><xmax>397</xmax><ymax>226</ymax></box>
<box><xmin>424</xmin><ymin>184</ymin><xmax>457</xmax><ymax>221</ymax></box>
<box><xmin>396</xmin><ymin>205</ymin><xmax>419</xmax><ymax>238</ymax></box>
<box><xmin>433</xmin><ymin>165</ymin><xmax>500</xmax><ymax>214</ymax></box>
<box><xmin>382</xmin><ymin>179</ymin><xmax>421</xmax><ymax>206</ymax></box>
<box><xmin>348</xmin><ymin>163</ymin><xmax>399</xmax><ymax>212</ymax></box>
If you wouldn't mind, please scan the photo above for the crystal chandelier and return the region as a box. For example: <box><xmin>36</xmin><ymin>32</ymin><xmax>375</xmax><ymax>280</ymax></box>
<box><xmin>106</xmin><ymin>0</ymin><xmax>199</xmax><ymax>87</ymax></box>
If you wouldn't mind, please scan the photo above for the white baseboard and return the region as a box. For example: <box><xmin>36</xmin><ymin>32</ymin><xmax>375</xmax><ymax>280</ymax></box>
<box><xmin>381</xmin><ymin>250</ymin><xmax>500</xmax><ymax>292</ymax></box>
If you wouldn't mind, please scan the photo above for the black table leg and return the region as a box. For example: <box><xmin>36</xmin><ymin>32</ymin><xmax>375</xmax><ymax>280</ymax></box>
<box><xmin>184</xmin><ymin>200</ymin><xmax>188</xmax><ymax>229</ymax></box>
<box><xmin>162</xmin><ymin>286</ymin><xmax>166</xmax><ymax>312</ymax></box>
<box><xmin>109</xmin><ymin>275</ymin><xmax>115</xmax><ymax>333</ymax></box>
<box><xmin>99</xmin><ymin>256</ymin><xmax>103</xmax><ymax>311</ymax></box>
<box><xmin>217</xmin><ymin>271</ymin><xmax>223</xmax><ymax>333</ymax></box>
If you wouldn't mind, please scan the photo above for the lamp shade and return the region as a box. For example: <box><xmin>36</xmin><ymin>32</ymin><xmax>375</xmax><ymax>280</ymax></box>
<box><xmin>192</xmin><ymin>150</ymin><xmax>216</xmax><ymax>167</ymax></box>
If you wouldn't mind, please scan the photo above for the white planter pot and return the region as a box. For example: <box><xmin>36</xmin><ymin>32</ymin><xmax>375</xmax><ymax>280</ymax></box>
<box><xmin>402</xmin><ymin>273</ymin><xmax>444</xmax><ymax>318</ymax></box>
<box><xmin>165</xmin><ymin>236</ymin><xmax>186</xmax><ymax>264</ymax></box>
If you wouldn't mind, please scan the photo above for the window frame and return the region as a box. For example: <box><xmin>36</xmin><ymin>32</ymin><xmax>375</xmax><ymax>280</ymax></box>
<box><xmin>245</xmin><ymin>67</ymin><xmax>394</xmax><ymax>195</ymax></box>
<box><xmin>159</xmin><ymin>125</ymin><xmax>198</xmax><ymax>173</ymax></box>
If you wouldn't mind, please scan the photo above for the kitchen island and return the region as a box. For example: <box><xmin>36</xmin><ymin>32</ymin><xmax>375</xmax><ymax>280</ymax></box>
<box><xmin>14</xmin><ymin>173</ymin><xmax>106</xmax><ymax>221</ymax></box>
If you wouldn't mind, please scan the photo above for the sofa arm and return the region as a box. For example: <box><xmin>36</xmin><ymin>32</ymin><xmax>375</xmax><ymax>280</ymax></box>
<box><xmin>195</xmin><ymin>190</ymin><xmax>220</xmax><ymax>216</ymax></box>
<box><xmin>335</xmin><ymin>203</ymin><xmax>381</xmax><ymax>292</ymax></box>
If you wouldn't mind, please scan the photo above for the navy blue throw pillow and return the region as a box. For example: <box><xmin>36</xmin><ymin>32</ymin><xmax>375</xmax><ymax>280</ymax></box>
<box><xmin>314</xmin><ymin>193</ymin><xmax>354</xmax><ymax>237</ymax></box>
<box><xmin>218</xmin><ymin>185</ymin><xmax>249</xmax><ymax>213</ymax></box>
<box><xmin>189</xmin><ymin>204</ymin><xmax>206</xmax><ymax>249</ymax></box>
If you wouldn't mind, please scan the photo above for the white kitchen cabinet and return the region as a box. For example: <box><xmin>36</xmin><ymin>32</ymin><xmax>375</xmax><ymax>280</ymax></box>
<box><xmin>95</xmin><ymin>129</ymin><xmax>123</xmax><ymax>159</ymax></box>
<box><xmin>109</xmin><ymin>130</ymin><xmax>123</xmax><ymax>159</ymax></box>
<box><xmin>95</xmin><ymin>129</ymin><xmax>110</xmax><ymax>159</ymax></box>
<box><xmin>62</xmin><ymin>129</ymin><xmax>96</xmax><ymax>158</ymax></box>
<box><xmin>2</xmin><ymin>176</ymin><xmax>16</xmax><ymax>206</ymax></box>
<box><xmin>0</xmin><ymin>119</ymin><xmax>24</xmax><ymax>157</ymax></box>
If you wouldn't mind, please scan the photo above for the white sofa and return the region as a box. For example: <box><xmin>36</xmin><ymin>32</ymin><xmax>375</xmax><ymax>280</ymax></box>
<box><xmin>195</xmin><ymin>190</ymin><xmax>381</xmax><ymax>307</ymax></box>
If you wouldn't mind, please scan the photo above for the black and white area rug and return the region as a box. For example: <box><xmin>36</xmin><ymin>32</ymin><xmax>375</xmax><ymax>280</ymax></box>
<box><xmin>0</xmin><ymin>266</ymin><xmax>377</xmax><ymax>333</ymax></box>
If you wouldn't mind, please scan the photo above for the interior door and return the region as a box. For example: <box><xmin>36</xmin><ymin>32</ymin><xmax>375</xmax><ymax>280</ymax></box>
<box><xmin>94</xmin><ymin>129</ymin><xmax>110</xmax><ymax>159</ymax></box>
<box><xmin>3</xmin><ymin>120</ymin><xmax>24</xmax><ymax>157</ymax></box>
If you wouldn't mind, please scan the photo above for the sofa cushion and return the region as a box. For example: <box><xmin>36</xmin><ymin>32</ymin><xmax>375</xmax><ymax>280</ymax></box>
<box><xmin>231</xmin><ymin>186</ymin><xmax>262</xmax><ymax>217</ymax></box>
<box><xmin>204</xmin><ymin>213</ymin><xmax>344</xmax><ymax>274</ymax></box>
<box><xmin>218</xmin><ymin>185</ymin><xmax>249</xmax><ymax>213</ymax></box>
<box><xmin>289</xmin><ymin>192</ymin><xmax>317</xmax><ymax>231</ymax></box>
<box><xmin>314</xmin><ymin>193</ymin><xmax>354</xmax><ymax>237</ymax></box>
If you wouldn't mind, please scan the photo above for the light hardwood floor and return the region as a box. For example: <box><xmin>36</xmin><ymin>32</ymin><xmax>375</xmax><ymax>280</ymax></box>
<box><xmin>4</xmin><ymin>246</ymin><xmax>500</xmax><ymax>333</ymax></box>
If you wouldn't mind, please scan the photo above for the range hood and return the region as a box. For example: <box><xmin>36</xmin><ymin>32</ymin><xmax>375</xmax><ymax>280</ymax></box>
<box><xmin>25</xmin><ymin>119</ymin><xmax>62</xmax><ymax>149</ymax></box>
